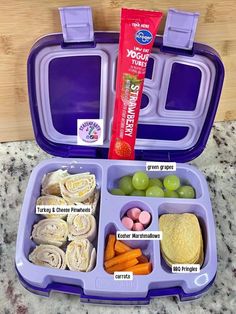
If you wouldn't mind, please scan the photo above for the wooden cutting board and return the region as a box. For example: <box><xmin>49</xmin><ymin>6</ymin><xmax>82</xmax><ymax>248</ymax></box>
<box><xmin>0</xmin><ymin>0</ymin><xmax>235</xmax><ymax>142</ymax></box>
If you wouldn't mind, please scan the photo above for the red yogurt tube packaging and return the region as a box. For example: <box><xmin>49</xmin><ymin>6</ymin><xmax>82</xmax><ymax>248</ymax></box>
<box><xmin>108</xmin><ymin>8</ymin><xmax>163</xmax><ymax>160</ymax></box>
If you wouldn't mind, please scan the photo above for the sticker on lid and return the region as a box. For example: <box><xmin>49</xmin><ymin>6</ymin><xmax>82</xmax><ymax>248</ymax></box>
<box><xmin>77</xmin><ymin>119</ymin><xmax>104</xmax><ymax>146</ymax></box>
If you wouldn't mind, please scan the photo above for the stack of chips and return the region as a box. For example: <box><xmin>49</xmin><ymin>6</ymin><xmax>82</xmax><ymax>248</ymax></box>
<box><xmin>159</xmin><ymin>213</ymin><xmax>204</xmax><ymax>267</ymax></box>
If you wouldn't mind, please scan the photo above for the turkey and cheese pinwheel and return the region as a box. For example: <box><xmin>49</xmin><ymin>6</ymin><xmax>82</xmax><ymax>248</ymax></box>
<box><xmin>41</xmin><ymin>169</ymin><xmax>68</xmax><ymax>196</ymax></box>
<box><xmin>66</xmin><ymin>239</ymin><xmax>96</xmax><ymax>272</ymax></box>
<box><xmin>60</xmin><ymin>173</ymin><xmax>96</xmax><ymax>203</ymax></box>
<box><xmin>29</xmin><ymin>244</ymin><xmax>66</xmax><ymax>269</ymax></box>
<box><xmin>75</xmin><ymin>189</ymin><xmax>100</xmax><ymax>215</ymax></box>
<box><xmin>36</xmin><ymin>195</ymin><xmax>68</xmax><ymax>219</ymax></box>
<box><xmin>31</xmin><ymin>218</ymin><xmax>68</xmax><ymax>247</ymax></box>
<box><xmin>67</xmin><ymin>214</ymin><xmax>96</xmax><ymax>242</ymax></box>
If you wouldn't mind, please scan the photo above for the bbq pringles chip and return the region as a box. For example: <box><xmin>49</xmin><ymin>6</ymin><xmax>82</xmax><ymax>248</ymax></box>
<box><xmin>159</xmin><ymin>213</ymin><xmax>204</xmax><ymax>266</ymax></box>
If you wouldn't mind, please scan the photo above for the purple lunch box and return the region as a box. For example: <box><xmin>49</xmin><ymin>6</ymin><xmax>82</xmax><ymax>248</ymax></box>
<box><xmin>15</xmin><ymin>6</ymin><xmax>224</xmax><ymax>304</ymax></box>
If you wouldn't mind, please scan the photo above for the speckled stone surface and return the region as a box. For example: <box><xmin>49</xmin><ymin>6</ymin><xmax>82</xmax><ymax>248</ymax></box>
<box><xmin>0</xmin><ymin>121</ymin><xmax>235</xmax><ymax>314</ymax></box>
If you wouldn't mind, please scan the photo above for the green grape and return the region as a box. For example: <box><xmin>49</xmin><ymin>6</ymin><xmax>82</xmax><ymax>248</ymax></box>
<box><xmin>132</xmin><ymin>171</ymin><xmax>149</xmax><ymax>190</ymax></box>
<box><xmin>118</xmin><ymin>176</ymin><xmax>134</xmax><ymax>195</ymax></box>
<box><xmin>130</xmin><ymin>190</ymin><xmax>146</xmax><ymax>196</ymax></box>
<box><xmin>163</xmin><ymin>175</ymin><xmax>180</xmax><ymax>191</ymax></box>
<box><xmin>177</xmin><ymin>185</ymin><xmax>195</xmax><ymax>199</ymax></box>
<box><xmin>146</xmin><ymin>186</ymin><xmax>164</xmax><ymax>198</ymax></box>
<box><xmin>110</xmin><ymin>188</ymin><xmax>125</xmax><ymax>196</ymax></box>
<box><xmin>148</xmin><ymin>178</ymin><xmax>163</xmax><ymax>189</ymax></box>
<box><xmin>164</xmin><ymin>190</ymin><xmax>179</xmax><ymax>198</ymax></box>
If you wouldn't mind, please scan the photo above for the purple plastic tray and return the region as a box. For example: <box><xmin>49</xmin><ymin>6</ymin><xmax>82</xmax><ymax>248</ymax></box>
<box><xmin>15</xmin><ymin>158</ymin><xmax>217</xmax><ymax>301</ymax></box>
<box><xmin>28</xmin><ymin>32</ymin><xmax>224</xmax><ymax>162</ymax></box>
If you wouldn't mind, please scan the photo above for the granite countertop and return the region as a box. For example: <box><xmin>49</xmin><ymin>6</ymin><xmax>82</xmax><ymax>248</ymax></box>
<box><xmin>0</xmin><ymin>120</ymin><xmax>235</xmax><ymax>314</ymax></box>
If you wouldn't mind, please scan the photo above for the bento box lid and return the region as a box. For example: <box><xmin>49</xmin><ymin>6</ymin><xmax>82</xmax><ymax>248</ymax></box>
<box><xmin>27</xmin><ymin>7</ymin><xmax>224</xmax><ymax>162</ymax></box>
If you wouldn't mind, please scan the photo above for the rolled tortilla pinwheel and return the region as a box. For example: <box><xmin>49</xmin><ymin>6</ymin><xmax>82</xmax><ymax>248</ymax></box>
<box><xmin>29</xmin><ymin>244</ymin><xmax>66</xmax><ymax>269</ymax></box>
<box><xmin>67</xmin><ymin>214</ymin><xmax>97</xmax><ymax>242</ymax></box>
<box><xmin>75</xmin><ymin>189</ymin><xmax>100</xmax><ymax>215</ymax></box>
<box><xmin>31</xmin><ymin>218</ymin><xmax>68</xmax><ymax>247</ymax></box>
<box><xmin>41</xmin><ymin>169</ymin><xmax>68</xmax><ymax>196</ymax></box>
<box><xmin>66</xmin><ymin>239</ymin><xmax>96</xmax><ymax>272</ymax></box>
<box><xmin>60</xmin><ymin>173</ymin><xmax>96</xmax><ymax>203</ymax></box>
<box><xmin>36</xmin><ymin>195</ymin><xmax>68</xmax><ymax>219</ymax></box>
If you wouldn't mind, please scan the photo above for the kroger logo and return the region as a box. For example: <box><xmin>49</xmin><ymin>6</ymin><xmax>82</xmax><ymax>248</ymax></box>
<box><xmin>135</xmin><ymin>30</ymin><xmax>153</xmax><ymax>45</ymax></box>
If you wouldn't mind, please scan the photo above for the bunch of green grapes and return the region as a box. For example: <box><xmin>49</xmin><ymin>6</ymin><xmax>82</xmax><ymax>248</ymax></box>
<box><xmin>110</xmin><ymin>172</ymin><xmax>195</xmax><ymax>199</ymax></box>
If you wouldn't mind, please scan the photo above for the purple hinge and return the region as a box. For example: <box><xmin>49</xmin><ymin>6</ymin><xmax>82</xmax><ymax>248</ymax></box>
<box><xmin>163</xmin><ymin>8</ymin><xmax>199</xmax><ymax>50</ymax></box>
<box><xmin>59</xmin><ymin>6</ymin><xmax>94</xmax><ymax>43</ymax></box>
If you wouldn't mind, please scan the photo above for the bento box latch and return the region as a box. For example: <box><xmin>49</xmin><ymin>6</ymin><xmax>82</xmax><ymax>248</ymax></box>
<box><xmin>163</xmin><ymin>8</ymin><xmax>199</xmax><ymax>50</ymax></box>
<box><xmin>59</xmin><ymin>6</ymin><xmax>94</xmax><ymax>43</ymax></box>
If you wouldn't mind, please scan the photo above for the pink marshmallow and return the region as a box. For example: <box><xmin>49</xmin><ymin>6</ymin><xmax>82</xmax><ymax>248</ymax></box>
<box><xmin>121</xmin><ymin>216</ymin><xmax>134</xmax><ymax>230</ymax></box>
<box><xmin>139</xmin><ymin>211</ymin><xmax>151</xmax><ymax>226</ymax></box>
<box><xmin>133</xmin><ymin>222</ymin><xmax>144</xmax><ymax>231</ymax></box>
<box><xmin>126</xmin><ymin>207</ymin><xmax>142</xmax><ymax>221</ymax></box>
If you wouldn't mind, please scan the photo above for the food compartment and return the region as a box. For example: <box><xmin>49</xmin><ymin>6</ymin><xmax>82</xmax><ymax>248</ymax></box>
<box><xmin>99</xmin><ymin>191</ymin><xmax>162</xmax><ymax>277</ymax></box>
<box><xmin>120</xmin><ymin>200</ymin><xmax>153</xmax><ymax>231</ymax></box>
<box><xmin>157</xmin><ymin>56</ymin><xmax>214</xmax><ymax>119</ymax></box>
<box><xmin>135</xmin><ymin>121</ymin><xmax>201</xmax><ymax>151</ymax></box>
<box><xmin>49</xmin><ymin>55</ymin><xmax>102</xmax><ymax>135</ymax></box>
<box><xmin>139</xmin><ymin>91</ymin><xmax>156</xmax><ymax>117</ymax></box>
<box><xmin>15</xmin><ymin>158</ymin><xmax>103</xmax><ymax>288</ymax></box>
<box><xmin>165</xmin><ymin>62</ymin><xmax>202</xmax><ymax>111</ymax></box>
<box><xmin>158</xmin><ymin>202</ymin><xmax>211</xmax><ymax>273</ymax></box>
<box><xmin>145</xmin><ymin>57</ymin><xmax>155</xmax><ymax>79</ymax></box>
<box><xmin>136</xmin><ymin>124</ymin><xmax>190</xmax><ymax>141</ymax></box>
<box><xmin>35</xmin><ymin>46</ymin><xmax>109</xmax><ymax>144</ymax></box>
<box><xmin>141</xmin><ymin>93</ymin><xmax>150</xmax><ymax>110</ymax></box>
<box><xmin>107</xmin><ymin>163</ymin><xmax>204</xmax><ymax>199</ymax></box>
<box><xmin>103</xmin><ymin>223</ymin><xmax>156</xmax><ymax>276</ymax></box>
<box><xmin>144</xmin><ymin>52</ymin><xmax>164</xmax><ymax>88</ymax></box>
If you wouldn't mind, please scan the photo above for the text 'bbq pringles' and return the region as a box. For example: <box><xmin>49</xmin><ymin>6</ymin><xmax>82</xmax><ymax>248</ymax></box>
<box><xmin>109</xmin><ymin>8</ymin><xmax>163</xmax><ymax>160</ymax></box>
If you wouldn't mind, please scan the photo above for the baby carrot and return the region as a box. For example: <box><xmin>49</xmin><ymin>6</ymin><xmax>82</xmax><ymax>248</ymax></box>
<box><xmin>137</xmin><ymin>255</ymin><xmax>149</xmax><ymax>263</ymax></box>
<box><xmin>114</xmin><ymin>240</ymin><xmax>131</xmax><ymax>254</ymax></box>
<box><xmin>104</xmin><ymin>248</ymin><xmax>142</xmax><ymax>269</ymax></box>
<box><xmin>104</xmin><ymin>234</ymin><xmax>116</xmax><ymax>261</ymax></box>
<box><xmin>106</xmin><ymin>258</ymin><xmax>139</xmax><ymax>273</ymax></box>
<box><xmin>125</xmin><ymin>262</ymin><xmax>152</xmax><ymax>275</ymax></box>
